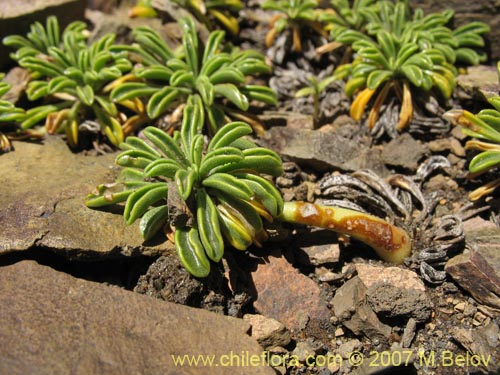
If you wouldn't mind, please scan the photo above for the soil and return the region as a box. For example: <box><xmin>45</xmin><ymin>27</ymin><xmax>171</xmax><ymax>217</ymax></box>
<box><xmin>2</xmin><ymin>1</ymin><xmax>500</xmax><ymax>375</ymax></box>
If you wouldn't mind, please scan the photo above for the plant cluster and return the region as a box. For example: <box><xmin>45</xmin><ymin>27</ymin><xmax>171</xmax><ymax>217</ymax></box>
<box><xmin>87</xmin><ymin>98</ymin><xmax>284</xmax><ymax>277</ymax></box>
<box><xmin>0</xmin><ymin>75</ymin><xmax>34</xmax><ymax>152</ymax></box>
<box><xmin>87</xmin><ymin>96</ymin><xmax>411</xmax><ymax>276</ymax></box>
<box><xmin>444</xmin><ymin>62</ymin><xmax>500</xmax><ymax>201</ymax></box>
<box><xmin>262</xmin><ymin>0</ymin><xmax>329</xmax><ymax>53</ymax></box>
<box><xmin>327</xmin><ymin>0</ymin><xmax>490</xmax><ymax>132</ymax></box>
<box><xmin>110</xmin><ymin>16</ymin><xmax>276</xmax><ymax>135</ymax></box>
<box><xmin>3</xmin><ymin>16</ymin><xmax>142</xmax><ymax>148</ymax></box>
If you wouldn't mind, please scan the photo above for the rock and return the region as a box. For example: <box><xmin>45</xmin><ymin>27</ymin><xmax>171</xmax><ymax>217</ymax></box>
<box><xmin>243</xmin><ymin>314</ymin><xmax>291</xmax><ymax>349</ymax></box>
<box><xmin>251</xmin><ymin>251</ymin><xmax>331</xmax><ymax>334</ymax></box>
<box><xmin>452</xmin><ymin>322</ymin><xmax>500</xmax><ymax>373</ymax></box>
<box><xmin>381</xmin><ymin>133</ymin><xmax>428</xmax><ymax>172</ymax></box>
<box><xmin>400</xmin><ymin>318</ymin><xmax>417</xmax><ymax>348</ymax></box>
<box><xmin>445</xmin><ymin>250</ymin><xmax>500</xmax><ymax>309</ymax></box>
<box><xmin>291</xmin><ymin>341</ymin><xmax>316</xmax><ymax>363</ymax></box>
<box><xmin>355</xmin><ymin>264</ymin><xmax>431</xmax><ymax>323</ymax></box>
<box><xmin>261</xmin><ymin>127</ymin><xmax>388</xmax><ymax>175</ymax></box>
<box><xmin>331</xmin><ymin>276</ymin><xmax>392</xmax><ymax>344</ymax></box>
<box><xmin>428</xmin><ymin>138</ymin><xmax>453</xmax><ymax>153</ymax></box>
<box><xmin>463</xmin><ymin>217</ymin><xmax>500</xmax><ymax>275</ymax></box>
<box><xmin>294</xmin><ymin>229</ymin><xmax>341</xmax><ymax>266</ymax></box>
<box><xmin>356</xmin><ymin>263</ymin><xmax>426</xmax><ymax>292</ymax></box>
<box><xmin>428</xmin><ymin>137</ymin><xmax>466</xmax><ymax>157</ymax></box>
<box><xmin>0</xmin><ymin>260</ymin><xmax>274</xmax><ymax>375</ymax></box>
<box><xmin>456</xmin><ymin>65</ymin><xmax>499</xmax><ymax>101</ymax></box>
<box><xmin>0</xmin><ymin>0</ymin><xmax>86</xmax><ymax>69</ymax></box>
<box><xmin>337</xmin><ymin>339</ymin><xmax>362</xmax><ymax>359</ymax></box>
<box><xmin>0</xmin><ymin>136</ymin><xmax>172</xmax><ymax>257</ymax></box>
<box><xmin>449</xmin><ymin>138</ymin><xmax>466</xmax><ymax>157</ymax></box>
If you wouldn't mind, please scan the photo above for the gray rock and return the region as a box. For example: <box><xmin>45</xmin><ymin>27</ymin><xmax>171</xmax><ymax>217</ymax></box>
<box><xmin>0</xmin><ymin>260</ymin><xmax>274</xmax><ymax>375</ymax></box>
<box><xmin>337</xmin><ymin>339</ymin><xmax>362</xmax><ymax>359</ymax></box>
<box><xmin>294</xmin><ymin>229</ymin><xmax>341</xmax><ymax>266</ymax></box>
<box><xmin>367</xmin><ymin>283</ymin><xmax>431</xmax><ymax>323</ymax></box>
<box><xmin>291</xmin><ymin>341</ymin><xmax>316</xmax><ymax>363</ymax></box>
<box><xmin>381</xmin><ymin>133</ymin><xmax>429</xmax><ymax>172</ymax></box>
<box><xmin>457</xmin><ymin>65</ymin><xmax>499</xmax><ymax>102</ymax></box>
<box><xmin>243</xmin><ymin>314</ymin><xmax>292</xmax><ymax>349</ymax></box>
<box><xmin>400</xmin><ymin>318</ymin><xmax>417</xmax><ymax>348</ymax></box>
<box><xmin>0</xmin><ymin>136</ymin><xmax>172</xmax><ymax>257</ymax></box>
<box><xmin>0</xmin><ymin>0</ymin><xmax>85</xmax><ymax>69</ymax></box>
<box><xmin>331</xmin><ymin>277</ymin><xmax>392</xmax><ymax>344</ymax></box>
<box><xmin>261</xmin><ymin>127</ymin><xmax>388</xmax><ymax>175</ymax></box>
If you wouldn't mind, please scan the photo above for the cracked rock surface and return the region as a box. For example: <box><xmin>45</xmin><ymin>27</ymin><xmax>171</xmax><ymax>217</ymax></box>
<box><xmin>0</xmin><ymin>136</ymin><xmax>172</xmax><ymax>257</ymax></box>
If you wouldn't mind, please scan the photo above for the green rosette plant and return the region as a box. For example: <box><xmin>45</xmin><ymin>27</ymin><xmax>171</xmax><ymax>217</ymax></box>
<box><xmin>444</xmin><ymin>66</ymin><xmax>500</xmax><ymax>200</ymax></box>
<box><xmin>335</xmin><ymin>28</ymin><xmax>456</xmax><ymax>131</ymax></box>
<box><xmin>0</xmin><ymin>74</ymin><xmax>36</xmax><ymax>153</ymax></box>
<box><xmin>316</xmin><ymin>0</ymin><xmax>377</xmax><ymax>57</ymax></box>
<box><xmin>4</xmin><ymin>17</ymin><xmax>143</xmax><ymax>148</ymax></box>
<box><xmin>87</xmin><ymin>98</ymin><xmax>284</xmax><ymax>277</ymax></box>
<box><xmin>325</xmin><ymin>1</ymin><xmax>489</xmax><ymax>132</ymax></box>
<box><xmin>3</xmin><ymin>15</ymin><xmax>87</xmax><ymax>63</ymax></box>
<box><xmin>87</xmin><ymin>99</ymin><xmax>411</xmax><ymax>277</ymax></box>
<box><xmin>262</xmin><ymin>0</ymin><xmax>328</xmax><ymax>53</ymax></box>
<box><xmin>111</xmin><ymin>16</ymin><xmax>276</xmax><ymax>135</ymax></box>
<box><xmin>323</xmin><ymin>0</ymin><xmax>489</xmax><ymax>66</ymax></box>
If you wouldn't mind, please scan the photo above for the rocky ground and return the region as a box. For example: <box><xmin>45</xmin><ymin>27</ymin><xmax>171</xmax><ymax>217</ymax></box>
<box><xmin>1</xmin><ymin>1</ymin><xmax>500</xmax><ymax>375</ymax></box>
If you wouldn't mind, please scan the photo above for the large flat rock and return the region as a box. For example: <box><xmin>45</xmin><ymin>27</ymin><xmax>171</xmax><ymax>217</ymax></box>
<box><xmin>0</xmin><ymin>136</ymin><xmax>172</xmax><ymax>257</ymax></box>
<box><xmin>0</xmin><ymin>260</ymin><xmax>274</xmax><ymax>375</ymax></box>
<box><xmin>261</xmin><ymin>127</ymin><xmax>388</xmax><ymax>175</ymax></box>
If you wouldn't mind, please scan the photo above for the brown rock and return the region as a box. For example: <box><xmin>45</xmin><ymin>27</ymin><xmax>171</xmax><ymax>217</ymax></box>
<box><xmin>0</xmin><ymin>0</ymin><xmax>85</xmax><ymax>68</ymax></box>
<box><xmin>251</xmin><ymin>252</ymin><xmax>331</xmax><ymax>333</ymax></box>
<box><xmin>0</xmin><ymin>260</ymin><xmax>274</xmax><ymax>375</ymax></box>
<box><xmin>428</xmin><ymin>138</ymin><xmax>453</xmax><ymax>153</ymax></box>
<box><xmin>445</xmin><ymin>251</ymin><xmax>500</xmax><ymax>309</ymax></box>
<box><xmin>331</xmin><ymin>277</ymin><xmax>392</xmax><ymax>344</ymax></box>
<box><xmin>0</xmin><ymin>136</ymin><xmax>172</xmax><ymax>257</ymax></box>
<box><xmin>243</xmin><ymin>314</ymin><xmax>291</xmax><ymax>349</ymax></box>
<box><xmin>449</xmin><ymin>138</ymin><xmax>466</xmax><ymax>157</ymax></box>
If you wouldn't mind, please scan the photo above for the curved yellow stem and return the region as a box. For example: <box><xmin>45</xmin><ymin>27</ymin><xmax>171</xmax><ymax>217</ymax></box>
<box><xmin>280</xmin><ymin>201</ymin><xmax>411</xmax><ymax>264</ymax></box>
